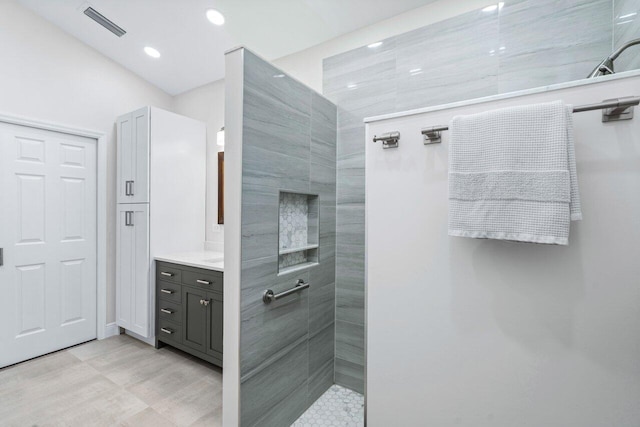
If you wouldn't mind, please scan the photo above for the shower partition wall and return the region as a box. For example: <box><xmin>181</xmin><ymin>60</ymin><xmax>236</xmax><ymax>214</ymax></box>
<box><xmin>323</xmin><ymin>0</ymin><xmax>640</xmax><ymax>394</ymax></box>
<box><xmin>225</xmin><ymin>48</ymin><xmax>338</xmax><ymax>427</ymax></box>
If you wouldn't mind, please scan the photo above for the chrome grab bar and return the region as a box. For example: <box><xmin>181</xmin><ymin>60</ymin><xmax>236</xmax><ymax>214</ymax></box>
<box><xmin>263</xmin><ymin>279</ymin><xmax>309</xmax><ymax>304</ymax></box>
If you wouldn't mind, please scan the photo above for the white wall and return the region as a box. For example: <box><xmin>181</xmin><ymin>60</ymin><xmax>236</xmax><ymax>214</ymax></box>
<box><xmin>0</xmin><ymin>0</ymin><xmax>173</xmax><ymax>325</ymax></box>
<box><xmin>365</xmin><ymin>75</ymin><xmax>640</xmax><ymax>426</ymax></box>
<box><xmin>171</xmin><ymin>79</ymin><xmax>225</xmax><ymax>246</ymax></box>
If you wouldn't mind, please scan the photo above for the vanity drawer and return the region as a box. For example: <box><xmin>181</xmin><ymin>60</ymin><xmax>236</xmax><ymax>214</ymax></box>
<box><xmin>158</xmin><ymin>319</ymin><xmax>181</xmax><ymax>345</ymax></box>
<box><xmin>156</xmin><ymin>263</ymin><xmax>182</xmax><ymax>283</ymax></box>
<box><xmin>182</xmin><ymin>270</ymin><xmax>223</xmax><ymax>293</ymax></box>
<box><xmin>158</xmin><ymin>300</ymin><xmax>182</xmax><ymax>324</ymax></box>
<box><xmin>157</xmin><ymin>281</ymin><xmax>182</xmax><ymax>304</ymax></box>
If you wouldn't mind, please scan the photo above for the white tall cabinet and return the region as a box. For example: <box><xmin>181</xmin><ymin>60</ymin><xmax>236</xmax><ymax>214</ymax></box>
<box><xmin>116</xmin><ymin>107</ymin><xmax>205</xmax><ymax>342</ymax></box>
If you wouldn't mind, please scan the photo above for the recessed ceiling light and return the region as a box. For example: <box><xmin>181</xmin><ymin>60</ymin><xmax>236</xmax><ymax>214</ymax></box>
<box><xmin>368</xmin><ymin>41</ymin><xmax>383</xmax><ymax>48</ymax></box>
<box><xmin>144</xmin><ymin>46</ymin><xmax>161</xmax><ymax>58</ymax></box>
<box><xmin>206</xmin><ymin>9</ymin><xmax>225</xmax><ymax>25</ymax></box>
<box><xmin>273</xmin><ymin>74</ymin><xmax>285</xmax><ymax>78</ymax></box>
<box><xmin>347</xmin><ymin>83</ymin><xmax>358</xmax><ymax>90</ymax></box>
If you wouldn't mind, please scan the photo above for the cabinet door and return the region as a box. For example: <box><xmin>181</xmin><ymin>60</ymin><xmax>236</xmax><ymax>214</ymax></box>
<box><xmin>182</xmin><ymin>286</ymin><xmax>208</xmax><ymax>353</ymax></box>
<box><xmin>117</xmin><ymin>108</ymin><xmax>149</xmax><ymax>204</ymax></box>
<box><xmin>206</xmin><ymin>292</ymin><xmax>223</xmax><ymax>356</ymax></box>
<box><xmin>116</xmin><ymin>205</ymin><xmax>150</xmax><ymax>337</ymax></box>
<box><xmin>116</xmin><ymin>113</ymin><xmax>133</xmax><ymax>204</ymax></box>
<box><xmin>130</xmin><ymin>107</ymin><xmax>149</xmax><ymax>203</ymax></box>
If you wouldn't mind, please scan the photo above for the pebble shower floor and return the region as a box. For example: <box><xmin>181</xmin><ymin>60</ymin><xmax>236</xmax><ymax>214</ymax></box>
<box><xmin>292</xmin><ymin>385</ymin><xmax>365</xmax><ymax>426</ymax></box>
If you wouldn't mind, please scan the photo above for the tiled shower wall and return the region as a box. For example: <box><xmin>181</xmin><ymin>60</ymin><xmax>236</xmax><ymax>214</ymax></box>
<box><xmin>615</xmin><ymin>0</ymin><xmax>640</xmax><ymax>72</ymax></box>
<box><xmin>324</xmin><ymin>0</ymin><xmax>640</xmax><ymax>393</ymax></box>
<box><xmin>239</xmin><ymin>50</ymin><xmax>337</xmax><ymax>426</ymax></box>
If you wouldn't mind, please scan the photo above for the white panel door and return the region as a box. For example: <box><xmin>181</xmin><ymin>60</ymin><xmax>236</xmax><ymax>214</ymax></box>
<box><xmin>116</xmin><ymin>204</ymin><xmax>150</xmax><ymax>337</ymax></box>
<box><xmin>0</xmin><ymin>122</ymin><xmax>97</xmax><ymax>368</ymax></box>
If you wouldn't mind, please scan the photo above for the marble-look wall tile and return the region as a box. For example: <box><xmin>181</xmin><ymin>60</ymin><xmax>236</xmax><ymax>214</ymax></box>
<box><xmin>614</xmin><ymin>0</ymin><xmax>640</xmax><ymax>73</ymax></box>
<box><xmin>279</xmin><ymin>192</ymin><xmax>309</xmax><ymax>250</ymax></box>
<box><xmin>308</xmin><ymin>324</ymin><xmax>335</xmax><ymax>404</ymax></box>
<box><xmin>498</xmin><ymin>0</ymin><xmax>613</xmax><ymax>93</ymax></box>
<box><xmin>308</xmin><ymin>359</ymin><xmax>334</xmax><ymax>405</ymax></box>
<box><xmin>240</xmin><ymin>49</ymin><xmax>337</xmax><ymax>426</ymax></box>
<box><xmin>240</xmin><ymin>257</ymin><xmax>310</xmax><ymax>377</ymax></box>
<box><xmin>394</xmin><ymin>9</ymin><xmax>499</xmax><ymax>111</ymax></box>
<box><xmin>241</xmin><ymin>340</ymin><xmax>309</xmax><ymax>427</ymax></box>
<box><xmin>334</xmin><ymin>358</ymin><xmax>365</xmax><ymax>395</ymax></box>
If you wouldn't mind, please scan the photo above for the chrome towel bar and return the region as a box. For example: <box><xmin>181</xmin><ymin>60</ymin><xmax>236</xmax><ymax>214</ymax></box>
<box><xmin>263</xmin><ymin>279</ymin><xmax>309</xmax><ymax>304</ymax></box>
<box><xmin>419</xmin><ymin>97</ymin><xmax>640</xmax><ymax>145</ymax></box>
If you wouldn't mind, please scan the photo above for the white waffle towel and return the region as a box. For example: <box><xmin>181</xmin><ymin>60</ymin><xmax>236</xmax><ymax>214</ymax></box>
<box><xmin>448</xmin><ymin>100</ymin><xmax>582</xmax><ymax>245</ymax></box>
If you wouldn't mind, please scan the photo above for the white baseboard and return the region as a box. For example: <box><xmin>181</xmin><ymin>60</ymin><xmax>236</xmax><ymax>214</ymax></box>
<box><xmin>99</xmin><ymin>322</ymin><xmax>120</xmax><ymax>340</ymax></box>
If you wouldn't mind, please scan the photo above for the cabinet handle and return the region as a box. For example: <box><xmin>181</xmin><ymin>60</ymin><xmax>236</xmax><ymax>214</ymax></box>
<box><xmin>160</xmin><ymin>289</ymin><xmax>174</xmax><ymax>294</ymax></box>
<box><xmin>200</xmin><ymin>299</ymin><xmax>210</xmax><ymax>306</ymax></box>
<box><xmin>160</xmin><ymin>272</ymin><xmax>174</xmax><ymax>277</ymax></box>
<box><xmin>129</xmin><ymin>180</ymin><xmax>134</xmax><ymax>196</ymax></box>
<box><xmin>160</xmin><ymin>308</ymin><xmax>174</xmax><ymax>314</ymax></box>
<box><xmin>196</xmin><ymin>279</ymin><xmax>211</xmax><ymax>285</ymax></box>
<box><xmin>125</xmin><ymin>180</ymin><xmax>131</xmax><ymax>196</ymax></box>
<box><xmin>160</xmin><ymin>327</ymin><xmax>174</xmax><ymax>334</ymax></box>
<box><xmin>125</xmin><ymin>211</ymin><xmax>134</xmax><ymax>226</ymax></box>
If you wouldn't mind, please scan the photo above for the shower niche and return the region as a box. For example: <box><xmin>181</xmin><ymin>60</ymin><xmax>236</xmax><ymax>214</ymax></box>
<box><xmin>278</xmin><ymin>191</ymin><xmax>319</xmax><ymax>274</ymax></box>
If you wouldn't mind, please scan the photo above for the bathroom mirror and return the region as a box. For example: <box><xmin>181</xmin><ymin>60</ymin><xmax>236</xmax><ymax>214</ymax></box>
<box><xmin>218</xmin><ymin>152</ymin><xmax>224</xmax><ymax>224</ymax></box>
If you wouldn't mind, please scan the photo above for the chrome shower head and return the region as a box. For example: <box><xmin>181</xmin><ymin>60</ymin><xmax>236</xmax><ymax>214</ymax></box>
<box><xmin>587</xmin><ymin>38</ymin><xmax>640</xmax><ymax>78</ymax></box>
<box><xmin>587</xmin><ymin>57</ymin><xmax>615</xmax><ymax>78</ymax></box>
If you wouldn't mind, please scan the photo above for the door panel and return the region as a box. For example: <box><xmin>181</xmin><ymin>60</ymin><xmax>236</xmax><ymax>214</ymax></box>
<box><xmin>131</xmin><ymin>108</ymin><xmax>149</xmax><ymax>203</ymax></box>
<box><xmin>116</xmin><ymin>207</ymin><xmax>134</xmax><ymax>331</ymax></box>
<box><xmin>116</xmin><ymin>204</ymin><xmax>149</xmax><ymax>337</ymax></box>
<box><xmin>182</xmin><ymin>286</ymin><xmax>207</xmax><ymax>353</ymax></box>
<box><xmin>117</xmin><ymin>113</ymin><xmax>133</xmax><ymax>204</ymax></box>
<box><xmin>207</xmin><ymin>292</ymin><xmax>223</xmax><ymax>356</ymax></box>
<box><xmin>0</xmin><ymin>122</ymin><xmax>97</xmax><ymax>368</ymax></box>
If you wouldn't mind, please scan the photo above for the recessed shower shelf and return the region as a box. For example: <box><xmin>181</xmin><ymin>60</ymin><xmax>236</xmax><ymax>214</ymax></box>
<box><xmin>278</xmin><ymin>191</ymin><xmax>319</xmax><ymax>274</ymax></box>
<box><xmin>279</xmin><ymin>244</ymin><xmax>319</xmax><ymax>255</ymax></box>
<box><xmin>278</xmin><ymin>261</ymin><xmax>318</xmax><ymax>276</ymax></box>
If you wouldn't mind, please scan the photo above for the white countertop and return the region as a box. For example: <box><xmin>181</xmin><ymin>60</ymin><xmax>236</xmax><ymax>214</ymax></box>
<box><xmin>155</xmin><ymin>250</ymin><xmax>224</xmax><ymax>272</ymax></box>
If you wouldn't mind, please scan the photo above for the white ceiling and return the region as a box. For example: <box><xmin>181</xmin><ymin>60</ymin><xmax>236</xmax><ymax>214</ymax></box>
<box><xmin>18</xmin><ymin>0</ymin><xmax>439</xmax><ymax>95</ymax></box>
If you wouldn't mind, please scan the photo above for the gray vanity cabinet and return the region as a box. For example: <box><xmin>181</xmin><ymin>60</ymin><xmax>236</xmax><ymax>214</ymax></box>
<box><xmin>182</xmin><ymin>286</ymin><xmax>208</xmax><ymax>354</ymax></box>
<box><xmin>156</xmin><ymin>261</ymin><xmax>223</xmax><ymax>367</ymax></box>
<box><xmin>207</xmin><ymin>292</ymin><xmax>223</xmax><ymax>355</ymax></box>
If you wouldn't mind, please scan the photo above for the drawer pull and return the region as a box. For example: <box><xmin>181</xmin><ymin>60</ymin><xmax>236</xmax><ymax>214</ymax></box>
<box><xmin>160</xmin><ymin>308</ymin><xmax>174</xmax><ymax>314</ymax></box>
<box><xmin>160</xmin><ymin>289</ymin><xmax>174</xmax><ymax>294</ymax></box>
<box><xmin>160</xmin><ymin>272</ymin><xmax>174</xmax><ymax>277</ymax></box>
<box><xmin>200</xmin><ymin>299</ymin><xmax>210</xmax><ymax>306</ymax></box>
<box><xmin>196</xmin><ymin>279</ymin><xmax>211</xmax><ymax>285</ymax></box>
<box><xmin>160</xmin><ymin>327</ymin><xmax>174</xmax><ymax>334</ymax></box>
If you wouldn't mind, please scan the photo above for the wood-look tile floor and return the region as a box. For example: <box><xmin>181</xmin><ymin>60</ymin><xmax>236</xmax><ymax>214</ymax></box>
<box><xmin>0</xmin><ymin>334</ymin><xmax>223</xmax><ymax>427</ymax></box>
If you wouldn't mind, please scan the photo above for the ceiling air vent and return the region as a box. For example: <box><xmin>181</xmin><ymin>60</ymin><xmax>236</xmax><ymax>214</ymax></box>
<box><xmin>83</xmin><ymin>7</ymin><xmax>126</xmax><ymax>37</ymax></box>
